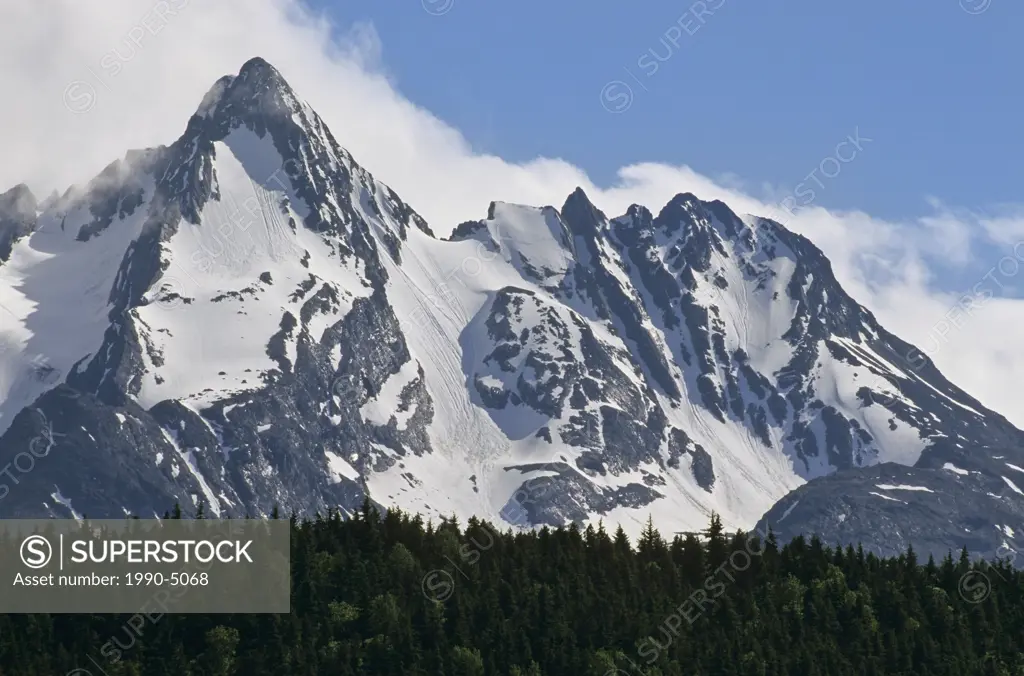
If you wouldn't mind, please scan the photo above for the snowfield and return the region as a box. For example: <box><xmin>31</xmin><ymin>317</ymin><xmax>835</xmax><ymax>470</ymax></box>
<box><xmin>0</xmin><ymin>58</ymin><xmax>1015</xmax><ymax>550</ymax></box>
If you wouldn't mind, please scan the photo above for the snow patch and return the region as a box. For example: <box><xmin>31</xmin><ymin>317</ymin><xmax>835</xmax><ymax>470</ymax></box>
<box><xmin>359</xmin><ymin>359</ymin><xmax>421</xmax><ymax>430</ymax></box>
<box><xmin>875</xmin><ymin>484</ymin><xmax>934</xmax><ymax>493</ymax></box>
<box><xmin>942</xmin><ymin>462</ymin><xmax>969</xmax><ymax>476</ymax></box>
<box><xmin>869</xmin><ymin>491</ymin><xmax>906</xmax><ymax>503</ymax></box>
<box><xmin>159</xmin><ymin>428</ymin><xmax>222</xmax><ymax>516</ymax></box>
<box><xmin>778</xmin><ymin>500</ymin><xmax>800</xmax><ymax>523</ymax></box>
<box><xmin>50</xmin><ymin>486</ymin><xmax>83</xmax><ymax>520</ymax></box>
<box><xmin>325</xmin><ymin>449</ymin><xmax>360</xmax><ymax>484</ymax></box>
<box><xmin>1002</xmin><ymin>476</ymin><xmax>1024</xmax><ymax>496</ymax></box>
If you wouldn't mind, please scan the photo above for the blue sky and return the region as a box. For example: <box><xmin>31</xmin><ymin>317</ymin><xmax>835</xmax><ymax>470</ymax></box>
<box><xmin>306</xmin><ymin>0</ymin><xmax>1020</xmax><ymax>222</ymax></box>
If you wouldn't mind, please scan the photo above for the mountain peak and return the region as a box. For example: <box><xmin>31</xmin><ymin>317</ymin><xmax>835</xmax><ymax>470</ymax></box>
<box><xmin>1</xmin><ymin>55</ymin><xmax>1020</xmax><ymax>564</ymax></box>
<box><xmin>667</xmin><ymin>191</ymin><xmax>700</xmax><ymax>207</ymax></box>
<box><xmin>0</xmin><ymin>183</ymin><xmax>38</xmax><ymax>262</ymax></box>
<box><xmin>238</xmin><ymin>56</ymin><xmax>281</xmax><ymax>78</ymax></box>
<box><xmin>567</xmin><ymin>185</ymin><xmax>590</xmax><ymax>199</ymax></box>
<box><xmin>563</xmin><ymin>186</ymin><xmax>598</xmax><ymax>211</ymax></box>
<box><xmin>190</xmin><ymin>57</ymin><xmax>300</xmax><ymax>126</ymax></box>
<box><xmin>0</xmin><ymin>183</ymin><xmax>37</xmax><ymax>215</ymax></box>
<box><xmin>560</xmin><ymin>187</ymin><xmax>606</xmax><ymax>238</ymax></box>
<box><xmin>235</xmin><ymin>57</ymin><xmax>294</xmax><ymax>98</ymax></box>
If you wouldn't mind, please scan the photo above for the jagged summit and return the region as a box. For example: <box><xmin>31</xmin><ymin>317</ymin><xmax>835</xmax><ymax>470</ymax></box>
<box><xmin>561</xmin><ymin>186</ymin><xmax>606</xmax><ymax>237</ymax></box>
<box><xmin>0</xmin><ymin>183</ymin><xmax>39</xmax><ymax>262</ymax></box>
<box><xmin>193</xmin><ymin>57</ymin><xmax>296</xmax><ymax>120</ymax></box>
<box><xmin>565</xmin><ymin>185</ymin><xmax>594</xmax><ymax>204</ymax></box>
<box><xmin>237</xmin><ymin>55</ymin><xmax>287</xmax><ymax>81</ymax></box>
<box><xmin>0</xmin><ymin>183</ymin><xmax>36</xmax><ymax>210</ymax></box>
<box><xmin>0</xmin><ymin>59</ymin><xmax>1020</xmax><ymax>560</ymax></box>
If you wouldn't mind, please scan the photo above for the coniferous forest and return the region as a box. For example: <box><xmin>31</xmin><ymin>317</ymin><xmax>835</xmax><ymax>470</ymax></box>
<box><xmin>0</xmin><ymin>503</ymin><xmax>1022</xmax><ymax>676</ymax></box>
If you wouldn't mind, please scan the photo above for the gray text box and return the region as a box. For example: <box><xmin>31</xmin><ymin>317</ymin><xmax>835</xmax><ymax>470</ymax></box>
<box><xmin>0</xmin><ymin>519</ymin><xmax>289</xmax><ymax>613</ymax></box>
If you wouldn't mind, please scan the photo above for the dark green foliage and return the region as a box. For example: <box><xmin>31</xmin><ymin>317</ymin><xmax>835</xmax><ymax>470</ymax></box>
<box><xmin>2</xmin><ymin>504</ymin><xmax>1022</xmax><ymax>675</ymax></box>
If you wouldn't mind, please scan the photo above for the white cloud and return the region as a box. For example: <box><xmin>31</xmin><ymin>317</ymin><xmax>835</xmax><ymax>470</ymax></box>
<box><xmin>3</xmin><ymin>0</ymin><xmax>1024</xmax><ymax>426</ymax></box>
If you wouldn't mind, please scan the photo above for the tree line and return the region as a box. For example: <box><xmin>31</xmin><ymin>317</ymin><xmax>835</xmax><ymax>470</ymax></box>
<box><xmin>0</xmin><ymin>501</ymin><xmax>1021</xmax><ymax>675</ymax></box>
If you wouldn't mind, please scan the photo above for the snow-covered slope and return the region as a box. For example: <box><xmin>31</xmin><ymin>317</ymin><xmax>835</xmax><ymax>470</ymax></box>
<box><xmin>1</xmin><ymin>58</ymin><xmax>1022</xmax><ymax>558</ymax></box>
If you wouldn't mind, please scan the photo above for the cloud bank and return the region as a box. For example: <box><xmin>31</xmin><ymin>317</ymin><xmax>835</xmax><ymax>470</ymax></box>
<box><xmin>2</xmin><ymin>0</ymin><xmax>1023</xmax><ymax>425</ymax></box>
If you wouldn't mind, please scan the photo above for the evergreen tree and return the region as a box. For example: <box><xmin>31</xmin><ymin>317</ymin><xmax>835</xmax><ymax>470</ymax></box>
<box><xmin>2</xmin><ymin>508</ymin><xmax>1021</xmax><ymax>675</ymax></box>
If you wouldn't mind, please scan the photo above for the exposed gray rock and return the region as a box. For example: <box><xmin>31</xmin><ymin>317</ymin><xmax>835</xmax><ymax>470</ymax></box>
<box><xmin>757</xmin><ymin>462</ymin><xmax>1024</xmax><ymax>561</ymax></box>
<box><xmin>1</xmin><ymin>57</ymin><xmax>1023</xmax><ymax>565</ymax></box>
<box><xmin>0</xmin><ymin>184</ymin><xmax>37</xmax><ymax>263</ymax></box>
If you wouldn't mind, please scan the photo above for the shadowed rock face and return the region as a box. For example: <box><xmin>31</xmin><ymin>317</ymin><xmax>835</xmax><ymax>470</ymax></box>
<box><xmin>1</xmin><ymin>59</ymin><xmax>1023</xmax><ymax>561</ymax></box>
<box><xmin>0</xmin><ymin>184</ymin><xmax>37</xmax><ymax>263</ymax></box>
<box><xmin>756</xmin><ymin>462</ymin><xmax>1024</xmax><ymax>561</ymax></box>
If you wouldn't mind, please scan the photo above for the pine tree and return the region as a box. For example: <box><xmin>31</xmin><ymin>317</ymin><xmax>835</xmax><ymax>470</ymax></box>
<box><xmin>6</xmin><ymin>503</ymin><xmax>1023</xmax><ymax>675</ymax></box>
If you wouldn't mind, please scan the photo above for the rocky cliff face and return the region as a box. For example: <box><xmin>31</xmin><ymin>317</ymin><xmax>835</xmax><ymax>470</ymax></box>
<box><xmin>0</xmin><ymin>184</ymin><xmax>37</xmax><ymax>263</ymax></box>
<box><xmin>1</xmin><ymin>58</ymin><xmax>1022</xmax><ymax>560</ymax></box>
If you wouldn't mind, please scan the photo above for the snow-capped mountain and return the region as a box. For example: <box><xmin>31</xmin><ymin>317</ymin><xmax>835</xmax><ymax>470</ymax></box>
<box><xmin>0</xmin><ymin>58</ymin><xmax>1021</xmax><ymax>558</ymax></box>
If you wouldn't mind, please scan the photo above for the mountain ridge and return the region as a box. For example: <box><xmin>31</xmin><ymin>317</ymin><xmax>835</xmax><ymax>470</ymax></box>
<box><xmin>0</xmin><ymin>57</ymin><xmax>1020</xmax><ymax>559</ymax></box>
